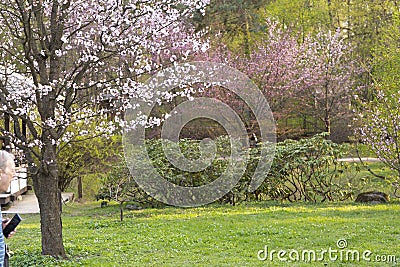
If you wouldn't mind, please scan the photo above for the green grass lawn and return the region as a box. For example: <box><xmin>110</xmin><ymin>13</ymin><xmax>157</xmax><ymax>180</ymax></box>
<box><xmin>341</xmin><ymin>143</ymin><xmax>377</xmax><ymax>158</ymax></box>
<box><xmin>7</xmin><ymin>201</ymin><xmax>400</xmax><ymax>267</ymax></box>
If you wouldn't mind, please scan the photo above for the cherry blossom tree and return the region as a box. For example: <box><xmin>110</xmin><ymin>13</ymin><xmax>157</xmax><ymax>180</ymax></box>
<box><xmin>197</xmin><ymin>22</ymin><xmax>362</xmax><ymax>140</ymax></box>
<box><xmin>297</xmin><ymin>30</ymin><xmax>363</xmax><ymax>138</ymax></box>
<box><xmin>357</xmin><ymin>90</ymin><xmax>400</xmax><ymax>179</ymax></box>
<box><xmin>194</xmin><ymin>20</ymin><xmax>306</xmax><ymax>138</ymax></box>
<box><xmin>0</xmin><ymin>0</ymin><xmax>208</xmax><ymax>257</ymax></box>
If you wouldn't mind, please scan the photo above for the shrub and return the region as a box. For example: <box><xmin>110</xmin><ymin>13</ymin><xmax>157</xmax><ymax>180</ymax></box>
<box><xmin>262</xmin><ymin>134</ymin><xmax>363</xmax><ymax>202</ymax></box>
<box><xmin>98</xmin><ymin>134</ymin><xmax>363</xmax><ymax>208</ymax></box>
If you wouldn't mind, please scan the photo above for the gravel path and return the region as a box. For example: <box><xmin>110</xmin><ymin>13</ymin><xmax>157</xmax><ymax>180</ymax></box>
<box><xmin>338</xmin><ymin>157</ymin><xmax>381</xmax><ymax>162</ymax></box>
<box><xmin>2</xmin><ymin>192</ymin><xmax>74</xmax><ymax>214</ymax></box>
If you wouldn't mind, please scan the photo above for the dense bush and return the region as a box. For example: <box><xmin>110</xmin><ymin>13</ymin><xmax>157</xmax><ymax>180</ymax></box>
<box><xmin>261</xmin><ymin>134</ymin><xmax>363</xmax><ymax>202</ymax></box>
<box><xmin>96</xmin><ymin>136</ymin><xmax>235</xmax><ymax>208</ymax></box>
<box><xmin>97</xmin><ymin>134</ymin><xmax>363</xmax><ymax>207</ymax></box>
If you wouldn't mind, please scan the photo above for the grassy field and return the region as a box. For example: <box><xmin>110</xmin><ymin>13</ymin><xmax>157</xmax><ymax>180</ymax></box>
<box><xmin>8</xmin><ymin>144</ymin><xmax>398</xmax><ymax>266</ymax></box>
<box><xmin>6</xmin><ymin>201</ymin><xmax>400</xmax><ymax>267</ymax></box>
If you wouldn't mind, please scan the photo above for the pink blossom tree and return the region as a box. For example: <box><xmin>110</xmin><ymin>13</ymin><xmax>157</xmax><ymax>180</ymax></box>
<box><xmin>197</xmin><ymin>22</ymin><xmax>362</xmax><ymax>140</ymax></box>
<box><xmin>298</xmin><ymin>30</ymin><xmax>363</xmax><ymax>138</ymax></box>
<box><xmin>195</xmin><ymin>20</ymin><xmax>306</xmax><ymax>137</ymax></box>
<box><xmin>357</xmin><ymin>90</ymin><xmax>400</xmax><ymax>179</ymax></box>
<box><xmin>0</xmin><ymin>0</ymin><xmax>208</xmax><ymax>257</ymax></box>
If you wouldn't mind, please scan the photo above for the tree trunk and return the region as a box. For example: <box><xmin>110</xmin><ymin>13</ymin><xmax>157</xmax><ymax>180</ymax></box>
<box><xmin>324</xmin><ymin>114</ymin><xmax>331</xmax><ymax>137</ymax></box>
<box><xmin>327</xmin><ymin>0</ymin><xmax>334</xmax><ymax>28</ymax></box>
<box><xmin>77</xmin><ymin>176</ymin><xmax>83</xmax><ymax>200</ymax></box>
<box><xmin>120</xmin><ymin>202</ymin><xmax>124</xmax><ymax>222</ymax></box>
<box><xmin>324</xmin><ymin>82</ymin><xmax>331</xmax><ymax>137</ymax></box>
<box><xmin>241</xmin><ymin>11</ymin><xmax>251</xmax><ymax>58</ymax></box>
<box><xmin>32</xmin><ymin>141</ymin><xmax>66</xmax><ymax>257</ymax></box>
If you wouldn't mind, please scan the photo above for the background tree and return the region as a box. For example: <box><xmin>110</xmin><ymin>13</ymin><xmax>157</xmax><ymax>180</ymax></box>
<box><xmin>57</xmin><ymin>122</ymin><xmax>122</xmax><ymax>200</ymax></box>
<box><xmin>356</xmin><ymin>12</ymin><xmax>400</xmax><ymax>180</ymax></box>
<box><xmin>196</xmin><ymin>20</ymin><xmax>361</xmax><ymax>141</ymax></box>
<box><xmin>194</xmin><ymin>0</ymin><xmax>270</xmax><ymax>54</ymax></box>
<box><xmin>261</xmin><ymin>0</ymin><xmax>399</xmax><ymax>99</ymax></box>
<box><xmin>191</xmin><ymin>0</ymin><xmax>398</xmax><ymax>142</ymax></box>
<box><xmin>192</xmin><ymin>19</ymin><xmax>306</xmax><ymax>139</ymax></box>
<box><xmin>0</xmin><ymin>0</ymin><xmax>208</xmax><ymax>257</ymax></box>
<box><xmin>295</xmin><ymin>30</ymin><xmax>363</xmax><ymax>141</ymax></box>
